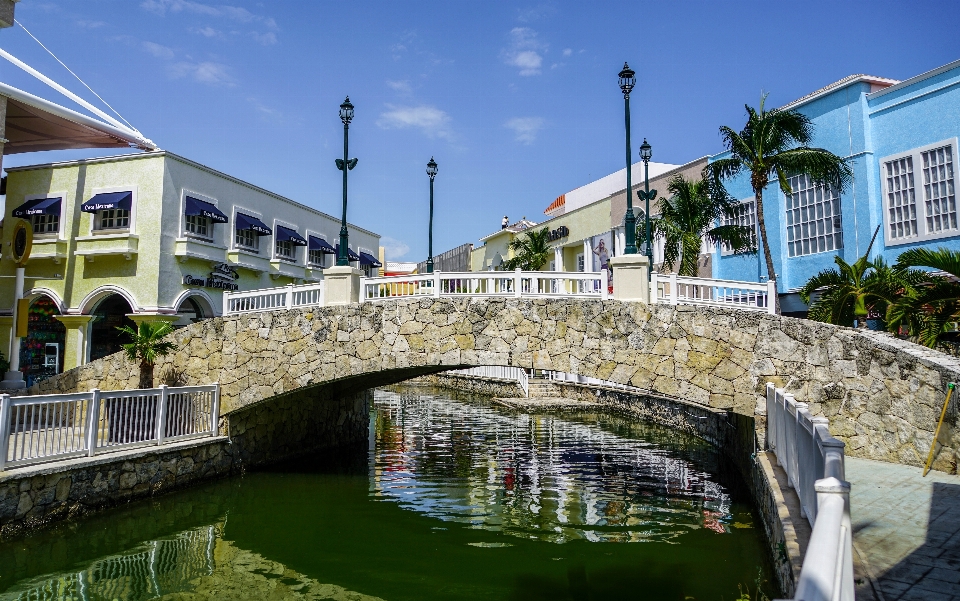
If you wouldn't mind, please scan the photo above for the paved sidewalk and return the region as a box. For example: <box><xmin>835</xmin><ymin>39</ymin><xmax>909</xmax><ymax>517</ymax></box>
<box><xmin>847</xmin><ymin>456</ymin><xmax>960</xmax><ymax>601</ymax></box>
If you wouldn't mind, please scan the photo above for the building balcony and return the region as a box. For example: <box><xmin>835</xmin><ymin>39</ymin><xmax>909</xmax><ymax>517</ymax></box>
<box><xmin>27</xmin><ymin>237</ymin><xmax>68</xmax><ymax>264</ymax></box>
<box><xmin>174</xmin><ymin>237</ymin><xmax>228</xmax><ymax>264</ymax></box>
<box><xmin>226</xmin><ymin>248</ymin><xmax>270</xmax><ymax>274</ymax></box>
<box><xmin>269</xmin><ymin>258</ymin><xmax>306</xmax><ymax>281</ymax></box>
<box><xmin>73</xmin><ymin>233</ymin><xmax>139</xmax><ymax>261</ymax></box>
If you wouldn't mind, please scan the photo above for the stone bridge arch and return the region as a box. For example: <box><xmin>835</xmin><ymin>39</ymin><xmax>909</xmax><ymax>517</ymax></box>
<box><xmin>35</xmin><ymin>297</ymin><xmax>960</xmax><ymax>469</ymax></box>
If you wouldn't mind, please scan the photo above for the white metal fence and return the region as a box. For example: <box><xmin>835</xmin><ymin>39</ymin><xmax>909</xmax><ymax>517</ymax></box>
<box><xmin>541</xmin><ymin>370</ymin><xmax>644</xmax><ymax>392</ymax></box>
<box><xmin>447</xmin><ymin>366</ymin><xmax>529</xmax><ymax>397</ymax></box>
<box><xmin>362</xmin><ymin>269</ymin><xmax>608</xmax><ymax>302</ymax></box>
<box><xmin>223</xmin><ymin>282</ymin><xmax>324</xmax><ymax>315</ymax></box>
<box><xmin>652</xmin><ymin>273</ymin><xmax>776</xmax><ymax>314</ymax></box>
<box><xmin>766</xmin><ymin>383</ymin><xmax>853</xmax><ymax>601</ymax></box>
<box><xmin>0</xmin><ymin>384</ymin><xmax>220</xmax><ymax>471</ymax></box>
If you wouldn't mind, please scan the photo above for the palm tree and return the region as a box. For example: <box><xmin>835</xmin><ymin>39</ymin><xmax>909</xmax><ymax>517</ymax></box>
<box><xmin>706</xmin><ymin>95</ymin><xmax>853</xmax><ymax>312</ymax></box>
<box><xmin>798</xmin><ymin>228</ymin><xmax>916</xmax><ymax>329</ymax></box>
<box><xmin>888</xmin><ymin>248</ymin><xmax>960</xmax><ymax>348</ymax></box>
<box><xmin>503</xmin><ymin>227</ymin><xmax>551</xmax><ymax>271</ymax></box>
<box><xmin>117</xmin><ymin>321</ymin><xmax>179</xmax><ymax>389</ymax></box>
<box><xmin>649</xmin><ymin>174</ymin><xmax>755</xmax><ymax>276</ymax></box>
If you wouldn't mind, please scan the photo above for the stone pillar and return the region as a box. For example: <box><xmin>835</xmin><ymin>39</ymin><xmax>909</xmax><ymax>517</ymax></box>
<box><xmin>582</xmin><ymin>240</ymin><xmax>591</xmax><ymax>271</ymax></box>
<box><xmin>553</xmin><ymin>246</ymin><xmax>563</xmax><ymax>272</ymax></box>
<box><xmin>54</xmin><ymin>315</ymin><xmax>94</xmax><ymax>371</ymax></box>
<box><xmin>608</xmin><ymin>255</ymin><xmax>650</xmax><ymax>303</ymax></box>
<box><xmin>323</xmin><ymin>265</ymin><xmax>362</xmax><ymax>306</ymax></box>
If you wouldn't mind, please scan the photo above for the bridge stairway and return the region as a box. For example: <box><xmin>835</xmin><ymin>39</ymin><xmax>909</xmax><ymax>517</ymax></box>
<box><xmin>527</xmin><ymin>379</ymin><xmax>561</xmax><ymax>398</ymax></box>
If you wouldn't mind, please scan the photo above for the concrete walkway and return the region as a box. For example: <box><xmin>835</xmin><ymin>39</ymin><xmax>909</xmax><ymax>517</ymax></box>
<box><xmin>847</xmin><ymin>456</ymin><xmax>960</xmax><ymax>601</ymax></box>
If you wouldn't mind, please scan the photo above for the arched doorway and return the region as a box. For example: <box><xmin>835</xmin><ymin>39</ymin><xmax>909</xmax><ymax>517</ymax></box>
<box><xmin>90</xmin><ymin>294</ymin><xmax>136</xmax><ymax>362</ymax></box>
<box><xmin>173</xmin><ymin>294</ymin><xmax>213</xmax><ymax>328</ymax></box>
<box><xmin>19</xmin><ymin>295</ymin><xmax>66</xmax><ymax>386</ymax></box>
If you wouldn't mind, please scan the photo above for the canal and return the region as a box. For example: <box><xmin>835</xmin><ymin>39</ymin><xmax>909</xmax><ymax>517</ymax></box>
<box><xmin>0</xmin><ymin>386</ymin><xmax>776</xmax><ymax>600</ymax></box>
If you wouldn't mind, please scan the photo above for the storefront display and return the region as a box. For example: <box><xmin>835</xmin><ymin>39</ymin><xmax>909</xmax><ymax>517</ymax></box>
<box><xmin>18</xmin><ymin>296</ymin><xmax>65</xmax><ymax>386</ymax></box>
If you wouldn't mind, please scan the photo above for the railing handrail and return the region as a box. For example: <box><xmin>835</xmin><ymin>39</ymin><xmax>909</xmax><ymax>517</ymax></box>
<box><xmin>766</xmin><ymin>383</ymin><xmax>853</xmax><ymax>601</ymax></box>
<box><xmin>668</xmin><ymin>273</ymin><xmax>772</xmax><ymax>290</ymax></box>
<box><xmin>0</xmin><ymin>383</ymin><xmax>221</xmax><ymax>471</ymax></box>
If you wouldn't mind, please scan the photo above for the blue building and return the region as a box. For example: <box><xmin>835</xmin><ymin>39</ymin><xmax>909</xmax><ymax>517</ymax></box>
<box><xmin>711</xmin><ymin>59</ymin><xmax>960</xmax><ymax>317</ymax></box>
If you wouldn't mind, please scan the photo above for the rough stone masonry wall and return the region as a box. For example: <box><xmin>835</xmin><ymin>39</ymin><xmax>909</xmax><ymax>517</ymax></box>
<box><xmin>31</xmin><ymin>298</ymin><xmax>960</xmax><ymax>472</ymax></box>
<box><xmin>0</xmin><ymin>387</ymin><xmax>370</xmax><ymax>540</ymax></box>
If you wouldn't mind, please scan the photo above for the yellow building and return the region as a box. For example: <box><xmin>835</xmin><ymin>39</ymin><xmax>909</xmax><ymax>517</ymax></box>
<box><xmin>1</xmin><ymin>151</ymin><xmax>380</xmax><ymax>385</ymax></box>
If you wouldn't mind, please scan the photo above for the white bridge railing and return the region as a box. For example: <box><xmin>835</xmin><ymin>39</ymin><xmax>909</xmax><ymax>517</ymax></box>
<box><xmin>362</xmin><ymin>269</ymin><xmax>608</xmax><ymax>301</ymax></box>
<box><xmin>224</xmin><ymin>282</ymin><xmax>324</xmax><ymax>315</ymax></box>
<box><xmin>447</xmin><ymin>366</ymin><xmax>530</xmax><ymax>397</ymax></box>
<box><xmin>0</xmin><ymin>384</ymin><xmax>220</xmax><ymax>471</ymax></box>
<box><xmin>766</xmin><ymin>383</ymin><xmax>853</xmax><ymax>601</ymax></box>
<box><xmin>652</xmin><ymin>273</ymin><xmax>776</xmax><ymax>314</ymax></box>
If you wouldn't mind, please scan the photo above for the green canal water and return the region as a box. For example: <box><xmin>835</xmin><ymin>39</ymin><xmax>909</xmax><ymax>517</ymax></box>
<box><xmin>0</xmin><ymin>387</ymin><xmax>776</xmax><ymax>600</ymax></box>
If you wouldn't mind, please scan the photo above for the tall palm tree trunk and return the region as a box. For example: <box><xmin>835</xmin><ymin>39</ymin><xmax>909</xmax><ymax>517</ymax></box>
<box><xmin>753</xmin><ymin>187</ymin><xmax>781</xmax><ymax>314</ymax></box>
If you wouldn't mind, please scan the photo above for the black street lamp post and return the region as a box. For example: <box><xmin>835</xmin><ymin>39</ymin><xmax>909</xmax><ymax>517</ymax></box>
<box><xmin>637</xmin><ymin>139</ymin><xmax>657</xmax><ymax>280</ymax></box>
<box><xmin>426</xmin><ymin>157</ymin><xmax>438</xmax><ymax>273</ymax></box>
<box><xmin>336</xmin><ymin>96</ymin><xmax>358</xmax><ymax>267</ymax></box>
<box><xmin>618</xmin><ymin>63</ymin><xmax>638</xmax><ymax>255</ymax></box>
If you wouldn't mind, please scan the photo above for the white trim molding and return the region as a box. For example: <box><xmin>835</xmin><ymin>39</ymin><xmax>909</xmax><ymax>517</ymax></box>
<box><xmin>880</xmin><ymin>137</ymin><xmax>960</xmax><ymax>247</ymax></box>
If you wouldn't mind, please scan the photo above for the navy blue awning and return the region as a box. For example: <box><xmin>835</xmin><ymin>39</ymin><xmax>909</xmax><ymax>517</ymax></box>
<box><xmin>276</xmin><ymin>225</ymin><xmax>307</xmax><ymax>246</ymax></box>
<box><xmin>335</xmin><ymin>244</ymin><xmax>361</xmax><ymax>261</ymax></box>
<box><xmin>12</xmin><ymin>196</ymin><xmax>61</xmax><ymax>218</ymax></box>
<box><xmin>184</xmin><ymin>196</ymin><xmax>228</xmax><ymax>223</ymax></box>
<box><xmin>359</xmin><ymin>251</ymin><xmax>382</xmax><ymax>267</ymax></box>
<box><xmin>81</xmin><ymin>191</ymin><xmax>132</xmax><ymax>213</ymax></box>
<box><xmin>309</xmin><ymin>235</ymin><xmax>336</xmax><ymax>253</ymax></box>
<box><xmin>235</xmin><ymin>213</ymin><xmax>272</xmax><ymax>235</ymax></box>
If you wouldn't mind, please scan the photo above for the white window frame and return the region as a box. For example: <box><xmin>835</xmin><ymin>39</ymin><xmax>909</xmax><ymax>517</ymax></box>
<box><xmin>306</xmin><ymin>230</ymin><xmax>330</xmax><ymax>268</ymax></box>
<box><xmin>180</xmin><ymin>190</ymin><xmax>220</xmax><ymax>243</ymax></box>
<box><xmin>784</xmin><ymin>174</ymin><xmax>843</xmax><ymax>258</ymax></box>
<box><xmin>232</xmin><ymin>206</ymin><xmax>264</xmax><ymax>254</ymax></box>
<box><xmin>21</xmin><ymin>192</ymin><xmax>66</xmax><ymax>239</ymax></box>
<box><xmin>881</xmin><ymin>138</ymin><xmax>960</xmax><ymax>246</ymax></box>
<box><xmin>721</xmin><ymin>199</ymin><xmax>758</xmax><ymax>256</ymax></box>
<box><xmin>272</xmin><ymin>219</ymin><xmax>301</xmax><ymax>263</ymax></box>
<box><xmin>89</xmin><ymin>186</ymin><xmax>137</xmax><ymax>235</ymax></box>
<box><xmin>576</xmin><ymin>252</ymin><xmax>584</xmax><ymax>272</ymax></box>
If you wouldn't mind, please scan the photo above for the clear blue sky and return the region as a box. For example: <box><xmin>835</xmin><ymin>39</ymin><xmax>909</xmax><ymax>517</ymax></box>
<box><xmin>3</xmin><ymin>1</ymin><xmax>959</xmax><ymax>262</ymax></box>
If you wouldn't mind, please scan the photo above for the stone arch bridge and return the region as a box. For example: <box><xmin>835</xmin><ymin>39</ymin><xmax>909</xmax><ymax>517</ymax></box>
<box><xmin>34</xmin><ymin>297</ymin><xmax>960</xmax><ymax>469</ymax></box>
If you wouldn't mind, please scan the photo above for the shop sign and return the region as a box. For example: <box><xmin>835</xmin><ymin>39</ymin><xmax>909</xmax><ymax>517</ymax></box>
<box><xmin>183</xmin><ymin>262</ymin><xmax>240</xmax><ymax>291</ymax></box>
<box><xmin>548</xmin><ymin>226</ymin><xmax>569</xmax><ymax>241</ymax></box>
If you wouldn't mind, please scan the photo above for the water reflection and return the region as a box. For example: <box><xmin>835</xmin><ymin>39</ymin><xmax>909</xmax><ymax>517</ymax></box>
<box><xmin>372</xmin><ymin>389</ymin><xmax>736</xmax><ymax>543</ymax></box>
<box><xmin>0</xmin><ymin>387</ymin><xmax>772</xmax><ymax>601</ymax></box>
<box><xmin>1</xmin><ymin>520</ymin><xmax>386</xmax><ymax>601</ymax></box>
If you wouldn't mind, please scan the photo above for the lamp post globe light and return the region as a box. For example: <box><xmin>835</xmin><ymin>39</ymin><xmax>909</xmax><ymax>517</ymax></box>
<box><xmin>637</xmin><ymin>139</ymin><xmax>657</xmax><ymax>280</ymax></box>
<box><xmin>336</xmin><ymin>96</ymin><xmax>358</xmax><ymax>267</ymax></box>
<box><xmin>425</xmin><ymin>156</ymin><xmax>438</xmax><ymax>273</ymax></box>
<box><xmin>618</xmin><ymin>62</ymin><xmax>637</xmax><ymax>255</ymax></box>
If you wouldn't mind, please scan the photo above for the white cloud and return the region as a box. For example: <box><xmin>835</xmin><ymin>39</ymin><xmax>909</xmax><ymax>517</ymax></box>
<box><xmin>386</xmin><ymin>79</ymin><xmax>412</xmax><ymax>94</ymax></box>
<box><xmin>193</xmin><ymin>26</ymin><xmax>221</xmax><ymax>37</ymax></box>
<box><xmin>502</xmin><ymin>27</ymin><xmax>546</xmax><ymax>76</ymax></box>
<box><xmin>142</xmin><ymin>0</ymin><xmax>279</xmax><ymax>40</ymax></box>
<box><xmin>505</xmin><ymin>117</ymin><xmax>544</xmax><ymax>144</ymax></box>
<box><xmin>169</xmin><ymin>61</ymin><xmax>234</xmax><ymax>85</ymax></box>
<box><xmin>377</xmin><ymin>104</ymin><xmax>452</xmax><ymax>140</ymax></box>
<box><xmin>142</xmin><ymin>41</ymin><xmax>175</xmax><ymax>59</ymax></box>
<box><xmin>380</xmin><ymin>236</ymin><xmax>410</xmax><ymax>260</ymax></box>
<box><xmin>249</xmin><ymin>31</ymin><xmax>277</xmax><ymax>45</ymax></box>
<box><xmin>76</xmin><ymin>20</ymin><xmax>106</xmax><ymax>29</ymax></box>
<box><xmin>248</xmin><ymin>97</ymin><xmax>281</xmax><ymax>121</ymax></box>
<box><xmin>562</xmin><ymin>48</ymin><xmax>572</xmax><ymax>57</ymax></box>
